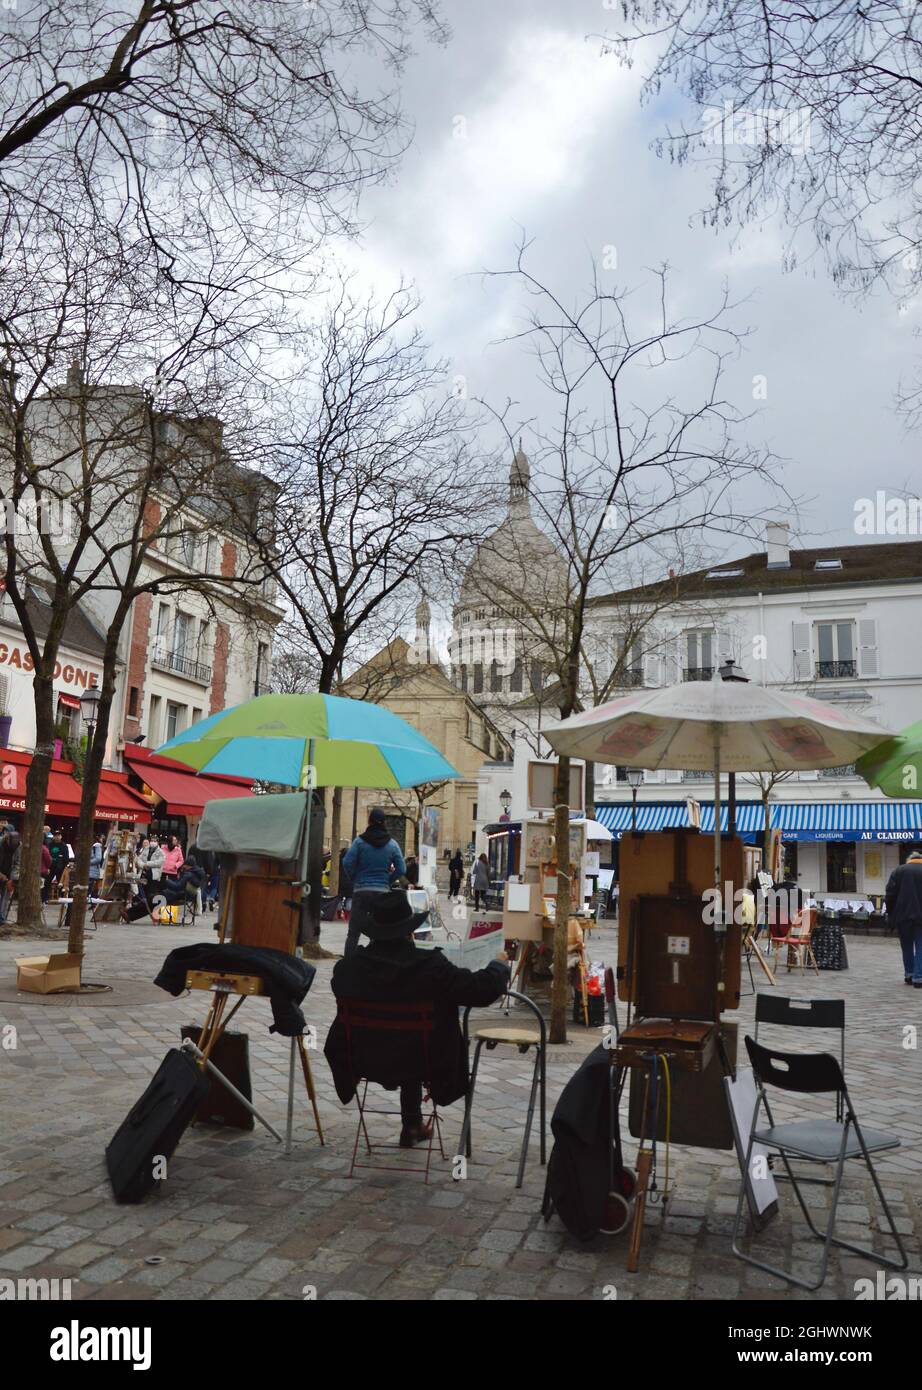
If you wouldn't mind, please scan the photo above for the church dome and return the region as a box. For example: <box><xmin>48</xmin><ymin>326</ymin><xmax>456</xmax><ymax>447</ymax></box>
<box><xmin>459</xmin><ymin>446</ymin><xmax>568</xmax><ymax>611</ymax></box>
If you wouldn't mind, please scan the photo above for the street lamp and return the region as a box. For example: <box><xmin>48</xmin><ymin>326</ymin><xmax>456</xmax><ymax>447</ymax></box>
<box><xmin>80</xmin><ymin>685</ymin><xmax>102</xmax><ymax>738</ymax></box>
<box><xmin>625</xmin><ymin>767</ymin><xmax>643</xmax><ymax>832</ymax></box>
<box><xmin>499</xmin><ymin>787</ymin><xmax>512</xmax><ymax>821</ymax></box>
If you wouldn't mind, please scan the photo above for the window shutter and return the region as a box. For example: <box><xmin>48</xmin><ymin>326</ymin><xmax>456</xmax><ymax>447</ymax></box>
<box><xmin>644</xmin><ymin>648</ymin><xmax>662</xmax><ymax>688</ymax></box>
<box><xmin>661</xmin><ymin>635</ymin><xmax>679</xmax><ymax>687</ymax></box>
<box><xmin>857</xmin><ymin>619</ymin><xmax>879</xmax><ymax>677</ymax></box>
<box><xmin>792</xmin><ymin>621</ymin><xmax>812</xmax><ymax>681</ymax></box>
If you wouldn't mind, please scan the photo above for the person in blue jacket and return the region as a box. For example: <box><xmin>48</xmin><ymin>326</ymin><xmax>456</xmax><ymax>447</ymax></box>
<box><xmin>341</xmin><ymin>807</ymin><xmax>406</xmax><ymax>956</ymax></box>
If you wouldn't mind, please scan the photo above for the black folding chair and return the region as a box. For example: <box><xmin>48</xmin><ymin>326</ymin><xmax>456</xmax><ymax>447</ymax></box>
<box><xmin>755</xmin><ymin>992</ymin><xmax>846</xmax><ymax>1133</ymax></box>
<box><xmin>732</xmin><ymin>1036</ymin><xmax>907</xmax><ymax>1290</ymax></box>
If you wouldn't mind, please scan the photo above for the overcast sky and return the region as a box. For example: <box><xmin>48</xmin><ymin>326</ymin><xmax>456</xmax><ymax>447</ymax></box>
<box><xmin>333</xmin><ymin>0</ymin><xmax>918</xmax><ymax>562</ymax></box>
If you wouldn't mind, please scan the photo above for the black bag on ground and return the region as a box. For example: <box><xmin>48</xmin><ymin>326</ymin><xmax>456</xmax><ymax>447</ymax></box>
<box><xmin>180</xmin><ymin>1026</ymin><xmax>254</xmax><ymax>1131</ymax></box>
<box><xmin>105</xmin><ymin>1048</ymin><xmax>209</xmax><ymax>1203</ymax></box>
<box><xmin>541</xmin><ymin>1044</ymin><xmax>611</xmax><ymax>1242</ymax></box>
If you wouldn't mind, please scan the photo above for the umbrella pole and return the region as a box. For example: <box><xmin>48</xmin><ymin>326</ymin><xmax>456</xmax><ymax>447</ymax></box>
<box><xmin>713</xmin><ymin>724</ymin><xmax>722</xmax><ymax>913</ymax></box>
<box><xmin>287</xmin><ymin>738</ymin><xmax>315</xmax><ymax>1156</ymax></box>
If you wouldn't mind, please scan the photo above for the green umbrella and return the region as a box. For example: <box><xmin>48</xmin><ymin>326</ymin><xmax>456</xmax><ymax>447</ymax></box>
<box><xmin>856</xmin><ymin>720</ymin><xmax>922</xmax><ymax>799</ymax></box>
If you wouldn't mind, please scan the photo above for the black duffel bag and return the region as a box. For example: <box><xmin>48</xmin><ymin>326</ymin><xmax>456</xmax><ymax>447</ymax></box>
<box><xmin>105</xmin><ymin>1048</ymin><xmax>209</xmax><ymax>1203</ymax></box>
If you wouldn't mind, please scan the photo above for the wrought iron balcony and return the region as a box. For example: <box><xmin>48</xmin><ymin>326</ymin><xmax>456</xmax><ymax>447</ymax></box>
<box><xmin>816</xmin><ymin>660</ymin><xmax>857</xmax><ymax>679</ymax></box>
<box><xmin>683</xmin><ymin>666</ymin><xmax>714</xmax><ymax>682</ymax></box>
<box><xmin>151</xmin><ymin>641</ymin><xmax>212</xmax><ymax>686</ymax></box>
<box><xmin>819</xmin><ymin>763</ymin><xmax>857</xmax><ymax>778</ymax></box>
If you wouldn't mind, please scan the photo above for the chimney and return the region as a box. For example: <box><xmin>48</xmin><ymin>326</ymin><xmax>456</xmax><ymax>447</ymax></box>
<box><xmin>765</xmin><ymin>521</ymin><xmax>790</xmax><ymax>569</ymax></box>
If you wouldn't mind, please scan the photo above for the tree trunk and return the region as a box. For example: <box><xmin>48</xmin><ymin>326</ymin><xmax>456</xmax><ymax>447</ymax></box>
<box><xmin>584</xmin><ymin>759</ymin><xmax>595</xmax><ymax>821</ymax></box>
<box><xmin>67</xmin><ymin>642</ymin><xmax>121</xmax><ymax>958</ymax></box>
<box><xmin>17</xmin><ymin>676</ymin><xmax>56</xmax><ymax>928</ymax></box>
<box><xmin>329</xmin><ymin>785</ymin><xmax>342</xmax><ymax>893</ymax></box>
<box><xmin>550</xmin><ymin>755</ymin><xmax>571</xmax><ymax>1044</ymax></box>
<box><xmin>762</xmin><ymin>789</ymin><xmax>772</xmax><ymax>874</ymax></box>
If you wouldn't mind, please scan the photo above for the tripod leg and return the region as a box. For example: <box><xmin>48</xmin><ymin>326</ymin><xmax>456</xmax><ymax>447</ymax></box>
<box><xmin>296</xmin><ymin>1034</ymin><xmax>325</xmax><ymax>1145</ymax></box>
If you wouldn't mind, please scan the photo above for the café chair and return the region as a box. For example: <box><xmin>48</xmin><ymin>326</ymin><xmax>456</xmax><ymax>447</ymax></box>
<box><xmin>770</xmin><ymin>905</ymin><xmax>819</xmax><ymax>974</ymax></box>
<box><xmin>731</xmin><ymin>1036</ymin><xmax>907</xmax><ymax>1291</ymax></box>
<box><xmin>459</xmin><ymin>989</ymin><xmax>546</xmax><ymax>1189</ymax></box>
<box><xmin>336</xmin><ymin>998</ymin><xmax>446</xmax><ymax>1184</ymax></box>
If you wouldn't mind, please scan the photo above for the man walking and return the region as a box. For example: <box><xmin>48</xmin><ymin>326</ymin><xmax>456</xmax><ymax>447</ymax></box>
<box><xmin>885</xmin><ymin>850</ymin><xmax>922</xmax><ymax>988</ymax></box>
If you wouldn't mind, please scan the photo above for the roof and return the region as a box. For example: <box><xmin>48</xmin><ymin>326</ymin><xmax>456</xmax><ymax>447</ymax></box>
<box><xmin>590</xmin><ymin>540</ymin><xmax>922</xmax><ymax>606</ymax></box>
<box><xmin>16</xmin><ymin>584</ymin><xmax>108</xmax><ymax>659</ymax></box>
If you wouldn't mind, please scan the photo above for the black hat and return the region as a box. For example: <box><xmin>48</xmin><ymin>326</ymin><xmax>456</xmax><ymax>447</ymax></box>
<box><xmin>365</xmin><ymin>890</ymin><xmax>430</xmax><ymax>940</ymax></box>
<box><xmin>368</xmin><ymin>807</ymin><xmax>388</xmax><ymax>826</ymax></box>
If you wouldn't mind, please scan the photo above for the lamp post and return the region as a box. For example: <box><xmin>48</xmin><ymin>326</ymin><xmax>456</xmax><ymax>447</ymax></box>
<box><xmin>626</xmin><ymin>767</ymin><xmax>643</xmax><ymax>832</ymax></box>
<box><xmin>499</xmin><ymin>787</ymin><xmax>512</xmax><ymax>822</ymax></box>
<box><xmin>80</xmin><ymin>685</ymin><xmax>101</xmax><ymax>741</ymax></box>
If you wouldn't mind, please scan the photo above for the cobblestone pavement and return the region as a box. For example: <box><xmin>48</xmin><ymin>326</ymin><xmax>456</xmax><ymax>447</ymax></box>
<box><xmin>0</xmin><ymin>911</ymin><xmax>919</xmax><ymax>1302</ymax></box>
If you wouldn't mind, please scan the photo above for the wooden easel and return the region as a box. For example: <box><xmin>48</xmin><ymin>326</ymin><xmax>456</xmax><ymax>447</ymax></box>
<box><xmin>183</xmin><ymin>968</ymin><xmax>325</xmax><ymax>1147</ymax></box>
<box><xmin>188</xmin><ymin>861</ymin><xmax>326</xmax><ymax>1150</ymax></box>
<box><xmin>540</xmin><ymin>860</ymin><xmax>590</xmax><ymax>1026</ymax></box>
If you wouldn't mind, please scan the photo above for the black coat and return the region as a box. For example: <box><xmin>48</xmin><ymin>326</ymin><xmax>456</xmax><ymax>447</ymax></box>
<box><xmin>542</xmin><ymin>1044</ymin><xmax>611</xmax><ymax>1242</ymax></box>
<box><xmin>324</xmin><ymin>940</ymin><xmax>509</xmax><ymax>1107</ymax></box>
<box><xmin>885</xmin><ymin>861</ymin><xmax>922</xmax><ymax>925</ymax></box>
<box><xmin>155</xmin><ymin>943</ymin><xmax>316</xmax><ymax>1037</ymax></box>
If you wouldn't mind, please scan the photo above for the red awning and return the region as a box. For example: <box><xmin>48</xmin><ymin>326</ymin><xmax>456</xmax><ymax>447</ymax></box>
<box><xmin>57</xmin><ymin>693</ymin><xmax>81</xmax><ymax>710</ymax></box>
<box><xmin>94</xmin><ymin>771</ymin><xmax>151</xmax><ymax>823</ymax></box>
<box><xmin>0</xmin><ymin>750</ymin><xmax>150</xmax><ymax>822</ymax></box>
<box><xmin>122</xmin><ymin>747</ymin><xmax>253</xmax><ymax>816</ymax></box>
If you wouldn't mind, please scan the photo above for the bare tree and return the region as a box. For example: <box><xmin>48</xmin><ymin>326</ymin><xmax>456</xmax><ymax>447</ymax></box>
<box><xmin>0</xmin><ymin>1</ymin><xmax>446</xmax><ymax>269</ymax></box>
<box><xmin>244</xmin><ymin>279</ymin><xmax>485</xmax><ymax>912</ymax></box>
<box><xmin>472</xmin><ymin>244</ymin><xmax>790</xmax><ymax>1041</ymax></box>
<box><xmin>611</xmin><ymin>2</ymin><xmax>922</xmax><ymax>410</ymax></box>
<box><xmin>0</xmin><ymin>217</ymin><xmax>276</xmax><ymax>949</ymax></box>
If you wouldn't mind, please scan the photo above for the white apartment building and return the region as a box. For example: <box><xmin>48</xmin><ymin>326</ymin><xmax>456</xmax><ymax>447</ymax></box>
<box><xmin>587</xmin><ymin>524</ymin><xmax>922</xmax><ymax>899</ymax></box>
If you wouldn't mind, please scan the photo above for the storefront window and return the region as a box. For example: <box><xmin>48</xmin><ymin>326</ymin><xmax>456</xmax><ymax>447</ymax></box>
<box><xmin>827</xmin><ymin>842</ymin><xmax>857</xmax><ymax>892</ymax></box>
<box><xmin>780</xmin><ymin>842</ymin><xmax>798</xmax><ymax>881</ymax></box>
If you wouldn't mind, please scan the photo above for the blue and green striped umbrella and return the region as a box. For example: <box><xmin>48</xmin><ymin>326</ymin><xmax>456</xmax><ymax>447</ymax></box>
<box><xmin>155</xmin><ymin>692</ymin><xmax>459</xmax><ymax>789</ymax></box>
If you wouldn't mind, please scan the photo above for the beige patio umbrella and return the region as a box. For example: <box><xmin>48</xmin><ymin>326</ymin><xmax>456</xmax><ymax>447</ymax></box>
<box><xmin>543</xmin><ymin>665</ymin><xmax>895</xmax><ymax>908</ymax></box>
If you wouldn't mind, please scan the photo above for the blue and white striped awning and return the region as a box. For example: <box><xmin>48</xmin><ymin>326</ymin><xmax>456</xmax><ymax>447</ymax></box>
<box><xmin>593</xmin><ymin>800</ymin><xmax>922</xmax><ymax>841</ymax></box>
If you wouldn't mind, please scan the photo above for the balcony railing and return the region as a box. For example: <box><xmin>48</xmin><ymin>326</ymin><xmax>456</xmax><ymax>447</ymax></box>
<box><xmin>151</xmin><ymin>642</ymin><xmax>212</xmax><ymax>685</ymax></box>
<box><xmin>819</xmin><ymin>763</ymin><xmax>857</xmax><ymax>778</ymax></box>
<box><xmin>683</xmin><ymin>666</ymin><xmax>714</xmax><ymax>682</ymax></box>
<box><xmin>816</xmin><ymin>660</ymin><xmax>857</xmax><ymax>679</ymax></box>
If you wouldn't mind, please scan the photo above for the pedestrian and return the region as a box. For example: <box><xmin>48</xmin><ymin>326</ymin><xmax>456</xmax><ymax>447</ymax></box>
<box><xmin>0</xmin><ymin>828</ymin><xmax>15</xmax><ymax>923</ymax></box>
<box><xmin>88</xmin><ymin>833</ymin><xmax>105</xmax><ymax>898</ymax></box>
<box><xmin>138</xmin><ymin>835</ymin><xmax>164</xmax><ymax>893</ymax></box>
<box><xmin>47</xmin><ymin>830</ymin><xmax>71</xmax><ymax>900</ymax></box>
<box><xmin>186</xmin><ymin>840</ymin><xmax>217</xmax><ymax>912</ymax></box>
<box><xmin>405</xmin><ymin>853</ymin><xmax>419</xmax><ymax>886</ymax></box>
<box><xmin>39</xmin><ymin>839</ymin><xmax>52</xmax><ymax>901</ymax></box>
<box><xmin>885</xmin><ymin>850</ymin><xmax>922</xmax><ymax>988</ymax></box>
<box><xmin>448</xmin><ymin>848</ymin><xmax>463</xmax><ymax>899</ymax></box>
<box><xmin>340</xmin><ymin>808</ymin><xmax>406</xmax><ymax>957</ymax></box>
<box><xmin>471</xmin><ymin>852</ymin><xmax>490</xmax><ymax>910</ymax></box>
<box><xmin>161</xmin><ymin>834</ymin><xmax>184</xmax><ymax>881</ymax></box>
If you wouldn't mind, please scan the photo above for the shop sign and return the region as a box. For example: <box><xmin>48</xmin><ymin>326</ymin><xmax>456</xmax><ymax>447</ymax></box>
<box><xmin>0</xmin><ymin>640</ymin><xmax>99</xmax><ymax>689</ymax></box>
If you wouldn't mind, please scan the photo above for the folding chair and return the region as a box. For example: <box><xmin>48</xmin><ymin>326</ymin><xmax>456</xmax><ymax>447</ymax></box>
<box><xmin>771</xmin><ymin>906</ymin><xmax>819</xmax><ymax>974</ymax></box>
<box><xmin>755</xmin><ymin>993</ymin><xmax>846</xmax><ymax>1183</ymax></box>
<box><xmin>459</xmin><ymin>989</ymin><xmax>546</xmax><ymax>1189</ymax></box>
<box><xmin>337</xmin><ymin>999</ymin><xmax>446</xmax><ymax>1183</ymax></box>
<box><xmin>732</xmin><ymin>1036</ymin><xmax>907</xmax><ymax>1290</ymax></box>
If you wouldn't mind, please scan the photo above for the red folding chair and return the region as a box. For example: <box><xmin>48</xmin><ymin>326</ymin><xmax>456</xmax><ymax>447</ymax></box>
<box><xmin>337</xmin><ymin>999</ymin><xmax>446</xmax><ymax>1183</ymax></box>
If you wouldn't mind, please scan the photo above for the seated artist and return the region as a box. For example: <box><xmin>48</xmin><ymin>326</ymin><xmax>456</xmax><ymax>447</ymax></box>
<box><xmin>324</xmin><ymin>890</ymin><xmax>510</xmax><ymax>1148</ymax></box>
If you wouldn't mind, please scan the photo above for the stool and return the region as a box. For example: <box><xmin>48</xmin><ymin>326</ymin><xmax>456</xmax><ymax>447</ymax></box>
<box><xmin>459</xmin><ymin>989</ymin><xmax>546</xmax><ymax>1189</ymax></box>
